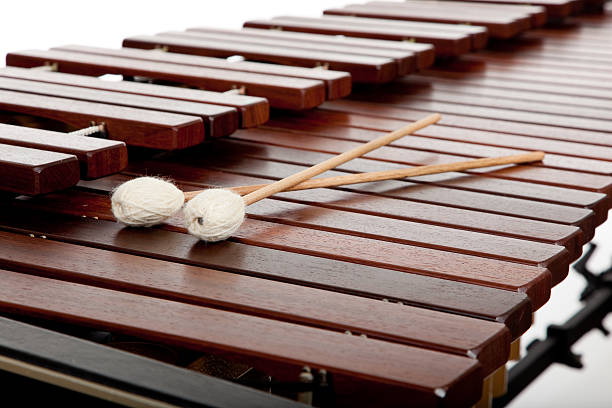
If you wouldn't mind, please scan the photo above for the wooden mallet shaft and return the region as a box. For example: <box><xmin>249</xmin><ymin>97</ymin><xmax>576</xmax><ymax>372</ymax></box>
<box><xmin>239</xmin><ymin>113</ymin><xmax>441</xmax><ymax>206</ymax></box>
<box><xmin>184</xmin><ymin>151</ymin><xmax>545</xmax><ymax>200</ymax></box>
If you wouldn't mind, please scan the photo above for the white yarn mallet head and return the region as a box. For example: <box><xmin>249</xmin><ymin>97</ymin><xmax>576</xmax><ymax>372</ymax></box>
<box><xmin>184</xmin><ymin>113</ymin><xmax>441</xmax><ymax>242</ymax></box>
<box><xmin>183</xmin><ymin>188</ymin><xmax>245</xmax><ymax>242</ymax></box>
<box><xmin>111</xmin><ymin>177</ymin><xmax>184</xmax><ymax>227</ymax></box>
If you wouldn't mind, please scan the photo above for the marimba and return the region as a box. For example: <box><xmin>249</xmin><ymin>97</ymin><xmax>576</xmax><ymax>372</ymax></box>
<box><xmin>0</xmin><ymin>1</ymin><xmax>611</xmax><ymax>407</ymax></box>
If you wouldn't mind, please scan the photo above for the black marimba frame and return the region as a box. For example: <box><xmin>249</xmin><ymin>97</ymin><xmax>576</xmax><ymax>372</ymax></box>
<box><xmin>494</xmin><ymin>244</ymin><xmax>612</xmax><ymax>407</ymax></box>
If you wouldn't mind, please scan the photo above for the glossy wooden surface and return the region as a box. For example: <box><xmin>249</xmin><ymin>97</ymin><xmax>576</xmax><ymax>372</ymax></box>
<box><xmin>318</xmin><ymin>99</ymin><xmax>612</xmax><ymax>165</ymax></box>
<box><xmin>192</xmin><ymin>26</ymin><xmax>437</xmax><ymax>69</ymax></box>
<box><xmin>293</xmin><ymin>119</ymin><xmax>608</xmax><ymax>225</ymax></box>
<box><xmin>6</xmin><ymin>50</ymin><xmax>326</xmax><ymax>110</ymax></box>
<box><xmin>349</xmin><ymin>82</ymin><xmax>612</xmax><ymax>136</ymax></box>
<box><xmin>0</xmin><ymin>89</ymin><xmax>204</xmax><ymax>150</ymax></box>
<box><xmin>287</xmin><ymin>111</ymin><xmax>612</xmax><ymax>212</ymax></box>
<box><xmin>0</xmin><ymin>143</ymin><xmax>79</xmax><ymax>195</ymax></box>
<box><xmin>354</xmin><ymin>77</ymin><xmax>612</xmax><ymax>124</ymax></box>
<box><xmin>95</xmin><ymin>169</ymin><xmax>586</xmax><ymax>263</ymax></box>
<box><xmin>0</xmin><ymin>269</ymin><xmax>484</xmax><ymax>407</ymax></box>
<box><xmin>89</xmin><ymin>170</ymin><xmax>571</xmax><ymax>278</ymax></box>
<box><xmin>363</xmin><ymin>1</ymin><xmax>548</xmax><ymax>27</ymax></box>
<box><xmin>243</xmin><ymin>17</ymin><xmax>474</xmax><ymax>56</ymax></box>
<box><xmin>323</xmin><ymin>3</ymin><xmax>532</xmax><ymax>38</ymax></box>
<box><xmin>158</xmin><ymin>30</ymin><xmax>416</xmax><ymax>76</ymax></box>
<box><xmin>122</xmin><ymin>34</ymin><xmax>399</xmax><ymax>84</ymax></box>
<box><xmin>423</xmin><ymin>60</ymin><xmax>612</xmax><ymax>95</ymax></box>
<box><xmin>0</xmin><ymin>76</ymin><xmax>238</xmax><ymax>139</ymax></box>
<box><xmin>446</xmin><ymin>0</ymin><xmax>580</xmax><ymax>17</ymax></box>
<box><xmin>173</xmin><ymin>31</ymin><xmax>416</xmax><ymax>76</ymax></box>
<box><xmin>53</xmin><ymin>45</ymin><xmax>352</xmax><ymax>101</ymax></box>
<box><xmin>461</xmin><ymin>51</ymin><xmax>612</xmax><ymax>79</ymax></box>
<box><xmin>0</xmin><ymin>124</ymin><xmax>127</xmax><ymax>178</ymax></box>
<box><xmin>421</xmin><ymin>61</ymin><xmax>612</xmax><ymax>98</ymax></box>
<box><xmin>185</xmin><ymin>136</ymin><xmax>603</xmax><ymax>231</ymax></box>
<box><xmin>0</xmin><ymin>196</ymin><xmax>532</xmax><ymax>339</ymax></box>
<box><xmin>206</xmin><ymin>151</ymin><xmax>547</xmax><ymax>200</ymax></box>
<box><xmin>126</xmin><ymin>152</ymin><xmax>580</xmax><ymax>287</ymax></box>
<box><xmin>3</xmin><ymin>189</ymin><xmax>555</xmax><ymax>306</ymax></box>
<box><xmin>0</xmin><ymin>230</ymin><xmax>512</xmax><ymax>375</ymax></box>
<box><xmin>311</xmin><ymin>14</ymin><xmax>490</xmax><ymax>49</ymax></box>
<box><xmin>267</xmin><ymin>109</ymin><xmax>612</xmax><ymax>176</ymax></box>
<box><xmin>229</xmin><ymin>122</ymin><xmax>612</xmax><ymax>200</ymax></box>
<box><xmin>0</xmin><ymin>66</ymin><xmax>270</xmax><ymax>128</ymax></box>
<box><xmin>53</xmin><ymin>45</ymin><xmax>352</xmax><ymax>100</ymax></box>
<box><xmin>184</xmin><ymin>26</ymin><xmax>430</xmax><ymax>67</ymax></box>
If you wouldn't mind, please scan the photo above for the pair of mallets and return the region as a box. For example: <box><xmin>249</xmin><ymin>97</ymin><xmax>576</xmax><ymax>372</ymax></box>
<box><xmin>111</xmin><ymin>113</ymin><xmax>544</xmax><ymax>242</ymax></box>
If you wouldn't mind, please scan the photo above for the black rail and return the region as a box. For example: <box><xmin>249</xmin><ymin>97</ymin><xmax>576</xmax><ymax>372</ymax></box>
<box><xmin>493</xmin><ymin>244</ymin><xmax>612</xmax><ymax>407</ymax></box>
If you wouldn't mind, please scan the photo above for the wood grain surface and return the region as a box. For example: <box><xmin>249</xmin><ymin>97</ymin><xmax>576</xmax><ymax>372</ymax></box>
<box><xmin>352</xmin><ymin>78</ymin><xmax>612</xmax><ymax>128</ymax></box>
<box><xmin>0</xmin><ymin>198</ymin><xmax>533</xmax><ymax>337</ymax></box>
<box><xmin>227</xmin><ymin>124</ymin><xmax>612</xmax><ymax>201</ymax></box>
<box><xmin>243</xmin><ymin>17</ymin><xmax>474</xmax><ymax>56</ymax></box>
<box><xmin>0</xmin><ymin>88</ymin><xmax>204</xmax><ymax>149</ymax></box>
<box><xmin>265</xmin><ymin>113</ymin><xmax>612</xmax><ymax>175</ymax></box>
<box><xmin>153</xmin><ymin>30</ymin><xmax>416</xmax><ymax>76</ymax></box>
<box><xmin>384</xmin><ymin>76</ymin><xmax>612</xmax><ymax>119</ymax></box>
<box><xmin>193</xmin><ymin>26</ymin><xmax>437</xmax><ymax>68</ymax></box>
<box><xmin>422</xmin><ymin>61</ymin><xmax>612</xmax><ymax>100</ymax></box>
<box><xmin>0</xmin><ymin>269</ymin><xmax>484</xmax><ymax>407</ymax></box>
<box><xmin>302</xmin><ymin>15</ymin><xmax>490</xmax><ymax>49</ymax></box>
<box><xmin>0</xmin><ymin>230</ymin><xmax>511</xmax><ymax>375</ymax></box>
<box><xmin>76</xmin><ymin>176</ymin><xmax>571</xmax><ymax>281</ymax></box>
<box><xmin>362</xmin><ymin>1</ymin><xmax>547</xmax><ymax>27</ymax></box>
<box><xmin>53</xmin><ymin>45</ymin><xmax>352</xmax><ymax>101</ymax></box>
<box><xmin>348</xmin><ymin>84</ymin><xmax>612</xmax><ymax>135</ymax></box>
<box><xmin>0</xmin><ymin>144</ymin><xmax>79</xmax><ymax>195</ymax></box>
<box><xmin>461</xmin><ymin>53</ymin><xmax>612</xmax><ymax>83</ymax></box>
<box><xmin>0</xmin><ymin>77</ymin><xmax>238</xmax><ymax>139</ymax></box>
<box><xmin>6</xmin><ymin>50</ymin><xmax>326</xmax><ymax>110</ymax></box>
<box><xmin>316</xmin><ymin>102</ymin><xmax>612</xmax><ymax>176</ymax></box>
<box><xmin>444</xmin><ymin>0</ymin><xmax>579</xmax><ymax>18</ymax></box>
<box><xmin>87</xmin><ymin>171</ymin><xmax>584</xmax><ymax>261</ymax></box>
<box><xmin>122</xmin><ymin>34</ymin><xmax>399</xmax><ymax>84</ymax></box>
<box><xmin>3</xmin><ymin>187</ymin><xmax>553</xmax><ymax>311</ymax></box>
<box><xmin>247</xmin><ymin>116</ymin><xmax>612</xmax><ymax>224</ymax></box>
<box><xmin>426</xmin><ymin>58</ymin><xmax>612</xmax><ymax>89</ymax></box>
<box><xmin>0</xmin><ymin>123</ymin><xmax>127</xmax><ymax>178</ymax></box>
<box><xmin>185</xmin><ymin>26</ymin><xmax>437</xmax><ymax>71</ymax></box>
<box><xmin>323</xmin><ymin>3</ymin><xmax>533</xmax><ymax>38</ymax></box>
<box><xmin>0</xmin><ymin>66</ymin><xmax>269</xmax><ymax>128</ymax></box>
<box><xmin>163</xmin><ymin>140</ymin><xmax>601</xmax><ymax>233</ymax></box>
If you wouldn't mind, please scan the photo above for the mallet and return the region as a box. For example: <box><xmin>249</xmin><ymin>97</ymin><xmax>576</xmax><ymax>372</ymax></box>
<box><xmin>111</xmin><ymin>113</ymin><xmax>440</xmax><ymax>231</ymax></box>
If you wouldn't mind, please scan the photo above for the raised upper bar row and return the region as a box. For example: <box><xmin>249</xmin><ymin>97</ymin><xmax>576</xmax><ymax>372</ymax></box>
<box><xmin>1</xmin><ymin>0</ymin><xmax>552</xmax><ymax>156</ymax></box>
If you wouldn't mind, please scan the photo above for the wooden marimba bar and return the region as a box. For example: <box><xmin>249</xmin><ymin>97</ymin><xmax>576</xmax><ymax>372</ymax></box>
<box><xmin>0</xmin><ymin>0</ymin><xmax>611</xmax><ymax>407</ymax></box>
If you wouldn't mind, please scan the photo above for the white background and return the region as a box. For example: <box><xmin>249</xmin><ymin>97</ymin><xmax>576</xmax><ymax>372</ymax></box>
<box><xmin>1</xmin><ymin>1</ymin><xmax>611</xmax><ymax>407</ymax></box>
